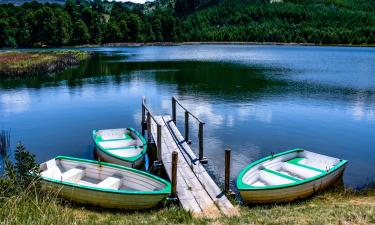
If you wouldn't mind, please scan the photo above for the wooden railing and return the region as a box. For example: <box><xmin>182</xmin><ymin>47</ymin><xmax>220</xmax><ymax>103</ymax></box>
<box><xmin>141</xmin><ymin>96</ymin><xmax>162</xmax><ymax>163</ymax></box>
<box><xmin>171</xmin><ymin>96</ymin><xmax>207</xmax><ymax>163</ymax></box>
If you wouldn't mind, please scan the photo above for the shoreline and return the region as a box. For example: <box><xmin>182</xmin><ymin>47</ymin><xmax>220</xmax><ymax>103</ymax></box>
<box><xmin>92</xmin><ymin>41</ymin><xmax>375</xmax><ymax>48</ymax></box>
<box><xmin>1</xmin><ymin>42</ymin><xmax>374</xmax><ymax>50</ymax></box>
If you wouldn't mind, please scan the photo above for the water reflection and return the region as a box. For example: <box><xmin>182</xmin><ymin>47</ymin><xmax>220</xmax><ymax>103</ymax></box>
<box><xmin>0</xmin><ymin>45</ymin><xmax>374</xmax><ymax>187</ymax></box>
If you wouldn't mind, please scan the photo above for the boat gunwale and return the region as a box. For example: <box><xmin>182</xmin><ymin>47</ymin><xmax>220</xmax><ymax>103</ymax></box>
<box><xmin>237</xmin><ymin>148</ymin><xmax>348</xmax><ymax>191</ymax></box>
<box><xmin>39</xmin><ymin>156</ymin><xmax>171</xmax><ymax>195</ymax></box>
<box><xmin>93</xmin><ymin>128</ymin><xmax>147</xmax><ymax>163</ymax></box>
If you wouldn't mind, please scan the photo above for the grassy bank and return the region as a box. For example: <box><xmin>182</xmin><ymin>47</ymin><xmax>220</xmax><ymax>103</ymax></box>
<box><xmin>0</xmin><ymin>186</ymin><xmax>374</xmax><ymax>225</ymax></box>
<box><xmin>0</xmin><ymin>51</ymin><xmax>91</xmax><ymax>77</ymax></box>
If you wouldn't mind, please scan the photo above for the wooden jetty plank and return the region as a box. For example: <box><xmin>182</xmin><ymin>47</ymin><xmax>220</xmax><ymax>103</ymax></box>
<box><xmin>162</xmin><ymin>115</ymin><xmax>239</xmax><ymax>216</ymax></box>
<box><xmin>150</xmin><ymin>116</ymin><xmax>221</xmax><ymax>217</ymax></box>
<box><xmin>156</xmin><ymin>116</ymin><xmax>221</xmax><ymax>217</ymax></box>
<box><xmin>150</xmin><ymin>117</ymin><xmax>202</xmax><ymax>214</ymax></box>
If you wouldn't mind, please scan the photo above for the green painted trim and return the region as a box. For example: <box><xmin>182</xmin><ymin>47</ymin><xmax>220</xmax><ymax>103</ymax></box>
<box><xmin>93</xmin><ymin>128</ymin><xmax>147</xmax><ymax>163</ymax></box>
<box><xmin>41</xmin><ymin>156</ymin><xmax>171</xmax><ymax>195</ymax></box>
<box><xmin>263</xmin><ymin>168</ymin><xmax>301</xmax><ymax>182</ymax></box>
<box><xmin>237</xmin><ymin>148</ymin><xmax>348</xmax><ymax>190</ymax></box>
<box><xmin>287</xmin><ymin>158</ymin><xmax>326</xmax><ymax>173</ymax></box>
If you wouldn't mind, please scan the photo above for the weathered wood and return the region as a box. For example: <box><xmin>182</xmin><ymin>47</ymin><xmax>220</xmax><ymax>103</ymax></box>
<box><xmin>142</xmin><ymin>96</ymin><xmax>146</xmax><ymax>124</ymax></box>
<box><xmin>150</xmin><ymin>116</ymin><xmax>222</xmax><ymax>217</ymax></box>
<box><xmin>147</xmin><ymin>112</ymin><xmax>151</xmax><ymax>143</ymax></box>
<box><xmin>198</xmin><ymin>122</ymin><xmax>204</xmax><ymax>161</ymax></box>
<box><xmin>171</xmin><ymin>151</ymin><xmax>178</xmax><ymax>198</ymax></box>
<box><xmin>172</xmin><ymin>96</ymin><xmax>177</xmax><ymax>124</ymax></box>
<box><xmin>150</xmin><ymin>116</ymin><xmax>203</xmax><ymax>215</ymax></box>
<box><xmin>157</xmin><ymin>124</ymin><xmax>162</xmax><ymax>162</ymax></box>
<box><xmin>184</xmin><ymin>111</ymin><xmax>189</xmax><ymax>141</ymax></box>
<box><xmin>225</xmin><ymin>148</ymin><xmax>231</xmax><ymax>192</ymax></box>
<box><xmin>163</xmin><ymin>115</ymin><xmax>238</xmax><ymax>216</ymax></box>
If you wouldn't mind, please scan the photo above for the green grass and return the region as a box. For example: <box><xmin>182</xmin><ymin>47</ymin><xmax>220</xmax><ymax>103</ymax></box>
<box><xmin>0</xmin><ymin>186</ymin><xmax>374</xmax><ymax>225</ymax></box>
<box><xmin>0</xmin><ymin>51</ymin><xmax>91</xmax><ymax>77</ymax></box>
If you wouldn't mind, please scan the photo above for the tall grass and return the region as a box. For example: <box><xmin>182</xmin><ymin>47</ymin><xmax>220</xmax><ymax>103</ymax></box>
<box><xmin>0</xmin><ymin>51</ymin><xmax>91</xmax><ymax>77</ymax></box>
<box><xmin>0</xmin><ymin>136</ymin><xmax>373</xmax><ymax>224</ymax></box>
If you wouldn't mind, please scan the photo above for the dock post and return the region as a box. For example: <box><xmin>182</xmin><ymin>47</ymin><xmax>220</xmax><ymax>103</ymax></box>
<box><xmin>147</xmin><ymin>112</ymin><xmax>151</xmax><ymax>143</ymax></box>
<box><xmin>142</xmin><ymin>96</ymin><xmax>146</xmax><ymax>124</ymax></box>
<box><xmin>171</xmin><ymin>151</ymin><xmax>178</xmax><ymax>198</ymax></box>
<box><xmin>224</xmin><ymin>148</ymin><xmax>231</xmax><ymax>192</ymax></box>
<box><xmin>141</xmin><ymin>97</ymin><xmax>146</xmax><ymax>136</ymax></box>
<box><xmin>184</xmin><ymin>111</ymin><xmax>189</xmax><ymax>142</ymax></box>
<box><xmin>198</xmin><ymin>122</ymin><xmax>207</xmax><ymax>164</ymax></box>
<box><xmin>172</xmin><ymin>96</ymin><xmax>176</xmax><ymax>124</ymax></box>
<box><xmin>157</xmin><ymin>124</ymin><xmax>162</xmax><ymax>162</ymax></box>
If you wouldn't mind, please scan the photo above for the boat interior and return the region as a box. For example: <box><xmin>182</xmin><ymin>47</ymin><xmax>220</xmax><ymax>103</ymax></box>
<box><xmin>40</xmin><ymin>158</ymin><xmax>166</xmax><ymax>192</ymax></box>
<box><xmin>95</xmin><ymin>128</ymin><xmax>144</xmax><ymax>158</ymax></box>
<box><xmin>242</xmin><ymin>151</ymin><xmax>342</xmax><ymax>187</ymax></box>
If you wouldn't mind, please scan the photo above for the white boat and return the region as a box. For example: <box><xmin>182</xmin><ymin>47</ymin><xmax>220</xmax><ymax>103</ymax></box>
<box><xmin>93</xmin><ymin>128</ymin><xmax>147</xmax><ymax>168</ymax></box>
<box><xmin>39</xmin><ymin>156</ymin><xmax>171</xmax><ymax>209</ymax></box>
<box><xmin>237</xmin><ymin>148</ymin><xmax>348</xmax><ymax>204</ymax></box>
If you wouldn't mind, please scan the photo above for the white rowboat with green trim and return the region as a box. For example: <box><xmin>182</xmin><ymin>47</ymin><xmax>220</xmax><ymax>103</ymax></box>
<box><xmin>93</xmin><ymin>128</ymin><xmax>147</xmax><ymax>168</ymax></box>
<box><xmin>237</xmin><ymin>149</ymin><xmax>348</xmax><ymax>203</ymax></box>
<box><xmin>39</xmin><ymin>156</ymin><xmax>171</xmax><ymax>209</ymax></box>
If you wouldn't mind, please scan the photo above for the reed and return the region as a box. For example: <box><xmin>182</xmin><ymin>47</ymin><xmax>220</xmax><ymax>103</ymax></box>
<box><xmin>0</xmin><ymin>51</ymin><xmax>91</xmax><ymax>77</ymax></box>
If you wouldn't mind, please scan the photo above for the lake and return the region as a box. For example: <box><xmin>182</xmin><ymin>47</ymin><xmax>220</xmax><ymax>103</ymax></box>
<box><xmin>1</xmin><ymin>45</ymin><xmax>374</xmax><ymax>188</ymax></box>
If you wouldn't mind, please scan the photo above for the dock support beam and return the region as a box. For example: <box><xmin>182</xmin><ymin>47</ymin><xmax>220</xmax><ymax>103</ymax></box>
<box><xmin>147</xmin><ymin>112</ymin><xmax>152</xmax><ymax>143</ymax></box>
<box><xmin>224</xmin><ymin>148</ymin><xmax>231</xmax><ymax>192</ymax></box>
<box><xmin>157</xmin><ymin>124</ymin><xmax>162</xmax><ymax>162</ymax></box>
<box><xmin>184</xmin><ymin>111</ymin><xmax>189</xmax><ymax>142</ymax></box>
<box><xmin>172</xmin><ymin>96</ymin><xmax>176</xmax><ymax>124</ymax></box>
<box><xmin>171</xmin><ymin>151</ymin><xmax>178</xmax><ymax>198</ymax></box>
<box><xmin>198</xmin><ymin>122</ymin><xmax>207</xmax><ymax>164</ymax></box>
<box><xmin>141</xmin><ymin>97</ymin><xmax>146</xmax><ymax>136</ymax></box>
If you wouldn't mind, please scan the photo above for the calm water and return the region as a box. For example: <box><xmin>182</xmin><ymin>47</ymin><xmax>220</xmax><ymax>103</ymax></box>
<box><xmin>1</xmin><ymin>45</ymin><xmax>374</xmax><ymax>188</ymax></box>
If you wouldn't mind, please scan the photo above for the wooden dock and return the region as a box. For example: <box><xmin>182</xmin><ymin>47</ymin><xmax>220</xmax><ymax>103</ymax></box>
<box><xmin>142</xmin><ymin>97</ymin><xmax>238</xmax><ymax>218</ymax></box>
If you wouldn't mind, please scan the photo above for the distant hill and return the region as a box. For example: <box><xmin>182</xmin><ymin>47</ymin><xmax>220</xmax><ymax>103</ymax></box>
<box><xmin>0</xmin><ymin>0</ymin><xmax>374</xmax><ymax>47</ymax></box>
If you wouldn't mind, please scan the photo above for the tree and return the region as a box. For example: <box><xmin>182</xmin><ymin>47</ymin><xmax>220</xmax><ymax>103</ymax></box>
<box><xmin>72</xmin><ymin>19</ymin><xmax>91</xmax><ymax>44</ymax></box>
<box><xmin>0</xmin><ymin>19</ymin><xmax>17</xmax><ymax>47</ymax></box>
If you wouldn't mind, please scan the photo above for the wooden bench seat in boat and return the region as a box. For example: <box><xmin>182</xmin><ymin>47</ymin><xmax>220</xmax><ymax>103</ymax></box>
<box><xmin>281</xmin><ymin>162</ymin><xmax>321</xmax><ymax>179</ymax></box>
<box><xmin>96</xmin><ymin>177</ymin><xmax>121</xmax><ymax>190</ymax></box>
<box><xmin>61</xmin><ymin>167</ymin><xmax>85</xmax><ymax>183</ymax></box>
<box><xmin>41</xmin><ymin>166</ymin><xmax>85</xmax><ymax>183</ymax></box>
<box><xmin>98</xmin><ymin>140</ymin><xmax>138</xmax><ymax>149</ymax></box>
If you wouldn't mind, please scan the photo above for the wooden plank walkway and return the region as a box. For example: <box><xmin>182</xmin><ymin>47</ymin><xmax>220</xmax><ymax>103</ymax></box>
<box><xmin>150</xmin><ymin>115</ymin><xmax>238</xmax><ymax>218</ymax></box>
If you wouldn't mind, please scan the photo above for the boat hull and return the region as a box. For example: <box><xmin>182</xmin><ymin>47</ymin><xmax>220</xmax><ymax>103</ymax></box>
<box><xmin>41</xmin><ymin>180</ymin><xmax>167</xmax><ymax>209</ymax></box>
<box><xmin>239</xmin><ymin>163</ymin><xmax>346</xmax><ymax>204</ymax></box>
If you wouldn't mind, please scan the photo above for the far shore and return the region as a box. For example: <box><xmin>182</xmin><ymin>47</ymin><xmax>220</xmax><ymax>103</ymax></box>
<box><xmin>92</xmin><ymin>41</ymin><xmax>375</xmax><ymax>48</ymax></box>
<box><xmin>1</xmin><ymin>41</ymin><xmax>374</xmax><ymax>50</ymax></box>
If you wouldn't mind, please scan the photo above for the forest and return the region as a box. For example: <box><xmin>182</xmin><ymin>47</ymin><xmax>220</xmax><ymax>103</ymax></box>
<box><xmin>0</xmin><ymin>0</ymin><xmax>374</xmax><ymax>47</ymax></box>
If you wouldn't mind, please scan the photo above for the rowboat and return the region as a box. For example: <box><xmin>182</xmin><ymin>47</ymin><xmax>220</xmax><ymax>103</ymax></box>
<box><xmin>237</xmin><ymin>148</ymin><xmax>348</xmax><ymax>204</ymax></box>
<box><xmin>39</xmin><ymin>156</ymin><xmax>171</xmax><ymax>209</ymax></box>
<box><xmin>93</xmin><ymin>128</ymin><xmax>147</xmax><ymax>168</ymax></box>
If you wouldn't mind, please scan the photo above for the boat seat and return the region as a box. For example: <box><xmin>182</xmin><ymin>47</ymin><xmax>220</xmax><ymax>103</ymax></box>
<box><xmin>61</xmin><ymin>167</ymin><xmax>85</xmax><ymax>183</ymax></box>
<box><xmin>108</xmin><ymin>147</ymin><xmax>143</xmax><ymax>158</ymax></box>
<box><xmin>99</xmin><ymin>140</ymin><xmax>137</xmax><ymax>149</ymax></box>
<box><xmin>41</xmin><ymin>166</ymin><xmax>62</xmax><ymax>180</ymax></box>
<box><xmin>96</xmin><ymin>177</ymin><xmax>121</xmax><ymax>190</ymax></box>
<box><xmin>281</xmin><ymin>162</ymin><xmax>321</xmax><ymax>179</ymax></box>
<box><xmin>259</xmin><ymin>169</ymin><xmax>295</xmax><ymax>186</ymax></box>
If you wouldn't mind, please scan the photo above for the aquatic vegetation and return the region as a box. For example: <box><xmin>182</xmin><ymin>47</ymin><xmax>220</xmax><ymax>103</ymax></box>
<box><xmin>0</xmin><ymin>51</ymin><xmax>91</xmax><ymax>77</ymax></box>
